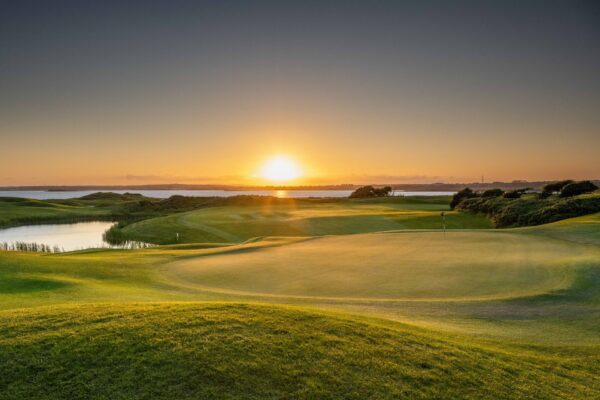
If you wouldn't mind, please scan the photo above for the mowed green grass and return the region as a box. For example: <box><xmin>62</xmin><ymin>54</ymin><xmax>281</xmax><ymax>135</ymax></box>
<box><xmin>1</xmin><ymin>303</ymin><xmax>599</xmax><ymax>400</ymax></box>
<box><xmin>523</xmin><ymin>212</ymin><xmax>600</xmax><ymax>245</ymax></box>
<box><xmin>166</xmin><ymin>231</ymin><xmax>583</xmax><ymax>301</ymax></box>
<box><xmin>2</xmin><ymin>217</ymin><xmax>599</xmax><ymax>345</ymax></box>
<box><xmin>118</xmin><ymin>198</ymin><xmax>491</xmax><ymax>244</ymax></box>
<box><xmin>1</xmin><ymin>204</ymin><xmax>599</xmax><ymax>398</ymax></box>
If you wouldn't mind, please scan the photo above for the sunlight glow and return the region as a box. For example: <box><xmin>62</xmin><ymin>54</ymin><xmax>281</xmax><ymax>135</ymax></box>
<box><xmin>259</xmin><ymin>156</ymin><xmax>302</xmax><ymax>182</ymax></box>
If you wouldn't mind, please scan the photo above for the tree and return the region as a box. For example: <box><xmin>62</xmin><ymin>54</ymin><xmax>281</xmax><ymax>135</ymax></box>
<box><xmin>450</xmin><ymin>188</ymin><xmax>477</xmax><ymax>209</ymax></box>
<box><xmin>374</xmin><ymin>186</ymin><xmax>392</xmax><ymax>197</ymax></box>
<box><xmin>542</xmin><ymin>180</ymin><xmax>573</xmax><ymax>196</ymax></box>
<box><xmin>349</xmin><ymin>186</ymin><xmax>392</xmax><ymax>198</ymax></box>
<box><xmin>560</xmin><ymin>181</ymin><xmax>598</xmax><ymax>198</ymax></box>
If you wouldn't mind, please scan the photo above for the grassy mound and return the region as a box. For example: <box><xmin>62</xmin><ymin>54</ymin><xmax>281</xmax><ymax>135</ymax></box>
<box><xmin>0</xmin><ymin>198</ymin><xmax>111</xmax><ymax>228</ymax></box>
<box><xmin>524</xmin><ymin>212</ymin><xmax>600</xmax><ymax>246</ymax></box>
<box><xmin>1</xmin><ymin>303</ymin><xmax>598</xmax><ymax>399</ymax></box>
<box><xmin>116</xmin><ymin>201</ymin><xmax>490</xmax><ymax>244</ymax></box>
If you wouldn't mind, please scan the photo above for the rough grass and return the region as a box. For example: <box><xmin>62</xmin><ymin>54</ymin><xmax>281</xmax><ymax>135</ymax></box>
<box><xmin>1</xmin><ymin>303</ymin><xmax>598</xmax><ymax>400</ymax></box>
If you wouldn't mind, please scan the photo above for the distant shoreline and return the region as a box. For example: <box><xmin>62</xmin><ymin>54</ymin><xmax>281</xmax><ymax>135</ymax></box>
<box><xmin>1</xmin><ymin>180</ymin><xmax>598</xmax><ymax>192</ymax></box>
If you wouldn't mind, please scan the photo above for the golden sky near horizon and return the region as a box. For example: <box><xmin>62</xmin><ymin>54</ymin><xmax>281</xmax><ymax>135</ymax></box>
<box><xmin>1</xmin><ymin>1</ymin><xmax>599</xmax><ymax>186</ymax></box>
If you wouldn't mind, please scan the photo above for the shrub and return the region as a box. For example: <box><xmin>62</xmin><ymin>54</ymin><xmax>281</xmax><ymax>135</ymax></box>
<box><xmin>503</xmin><ymin>188</ymin><xmax>530</xmax><ymax>199</ymax></box>
<box><xmin>542</xmin><ymin>180</ymin><xmax>573</xmax><ymax>195</ymax></box>
<box><xmin>457</xmin><ymin>192</ymin><xmax>600</xmax><ymax>227</ymax></box>
<box><xmin>450</xmin><ymin>188</ymin><xmax>477</xmax><ymax>209</ymax></box>
<box><xmin>560</xmin><ymin>181</ymin><xmax>598</xmax><ymax>198</ymax></box>
<box><xmin>482</xmin><ymin>188</ymin><xmax>504</xmax><ymax>197</ymax></box>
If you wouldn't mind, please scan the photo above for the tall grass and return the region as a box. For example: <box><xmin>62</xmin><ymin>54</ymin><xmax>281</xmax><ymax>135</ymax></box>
<box><xmin>0</xmin><ymin>240</ymin><xmax>153</xmax><ymax>253</ymax></box>
<box><xmin>0</xmin><ymin>242</ymin><xmax>63</xmax><ymax>253</ymax></box>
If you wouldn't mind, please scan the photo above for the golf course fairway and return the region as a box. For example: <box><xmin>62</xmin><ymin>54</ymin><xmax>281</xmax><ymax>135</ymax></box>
<box><xmin>1</xmin><ymin>206</ymin><xmax>599</xmax><ymax>398</ymax></box>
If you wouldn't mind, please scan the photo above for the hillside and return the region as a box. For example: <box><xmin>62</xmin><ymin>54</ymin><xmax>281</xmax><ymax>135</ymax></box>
<box><xmin>111</xmin><ymin>197</ymin><xmax>490</xmax><ymax>244</ymax></box>
<box><xmin>1</xmin><ymin>204</ymin><xmax>599</xmax><ymax>398</ymax></box>
<box><xmin>1</xmin><ymin>303</ymin><xmax>598</xmax><ymax>400</ymax></box>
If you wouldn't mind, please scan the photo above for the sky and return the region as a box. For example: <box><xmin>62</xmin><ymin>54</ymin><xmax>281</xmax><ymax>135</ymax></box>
<box><xmin>1</xmin><ymin>0</ymin><xmax>599</xmax><ymax>186</ymax></box>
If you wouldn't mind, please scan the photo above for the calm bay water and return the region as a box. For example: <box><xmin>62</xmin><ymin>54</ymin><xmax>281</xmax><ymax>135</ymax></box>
<box><xmin>0</xmin><ymin>222</ymin><xmax>133</xmax><ymax>252</ymax></box>
<box><xmin>0</xmin><ymin>189</ymin><xmax>455</xmax><ymax>200</ymax></box>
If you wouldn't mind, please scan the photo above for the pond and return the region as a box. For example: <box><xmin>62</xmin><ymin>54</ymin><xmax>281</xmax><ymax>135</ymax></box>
<box><xmin>0</xmin><ymin>221</ymin><xmax>147</xmax><ymax>252</ymax></box>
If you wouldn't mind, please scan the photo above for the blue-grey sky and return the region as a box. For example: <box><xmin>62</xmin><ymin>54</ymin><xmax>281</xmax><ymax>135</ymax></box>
<box><xmin>1</xmin><ymin>0</ymin><xmax>599</xmax><ymax>185</ymax></box>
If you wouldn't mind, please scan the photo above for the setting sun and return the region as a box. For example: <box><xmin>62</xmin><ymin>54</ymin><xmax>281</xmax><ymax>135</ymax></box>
<box><xmin>259</xmin><ymin>156</ymin><xmax>302</xmax><ymax>182</ymax></box>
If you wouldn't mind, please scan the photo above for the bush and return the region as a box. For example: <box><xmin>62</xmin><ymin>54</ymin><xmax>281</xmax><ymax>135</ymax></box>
<box><xmin>503</xmin><ymin>188</ymin><xmax>530</xmax><ymax>199</ymax></box>
<box><xmin>542</xmin><ymin>180</ymin><xmax>573</xmax><ymax>195</ymax></box>
<box><xmin>560</xmin><ymin>181</ymin><xmax>598</xmax><ymax>198</ymax></box>
<box><xmin>450</xmin><ymin>188</ymin><xmax>477</xmax><ymax>209</ymax></box>
<box><xmin>482</xmin><ymin>188</ymin><xmax>504</xmax><ymax>198</ymax></box>
<box><xmin>457</xmin><ymin>192</ymin><xmax>600</xmax><ymax>227</ymax></box>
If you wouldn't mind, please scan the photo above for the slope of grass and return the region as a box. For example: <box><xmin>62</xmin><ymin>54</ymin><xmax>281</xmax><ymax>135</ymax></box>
<box><xmin>116</xmin><ymin>199</ymin><xmax>491</xmax><ymax>244</ymax></box>
<box><xmin>1</xmin><ymin>303</ymin><xmax>598</xmax><ymax>400</ymax></box>
<box><xmin>1</xmin><ymin>205</ymin><xmax>599</xmax><ymax>398</ymax></box>
<box><xmin>2</xmin><ymin>220</ymin><xmax>599</xmax><ymax>345</ymax></box>
<box><xmin>522</xmin><ymin>212</ymin><xmax>600</xmax><ymax>246</ymax></box>
<box><xmin>0</xmin><ymin>197</ymin><xmax>112</xmax><ymax>228</ymax></box>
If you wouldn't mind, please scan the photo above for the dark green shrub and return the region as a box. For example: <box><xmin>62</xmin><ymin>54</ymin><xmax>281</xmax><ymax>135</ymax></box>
<box><xmin>503</xmin><ymin>188</ymin><xmax>530</xmax><ymax>199</ymax></box>
<box><xmin>482</xmin><ymin>188</ymin><xmax>504</xmax><ymax>197</ymax></box>
<box><xmin>542</xmin><ymin>180</ymin><xmax>573</xmax><ymax>196</ymax></box>
<box><xmin>450</xmin><ymin>188</ymin><xmax>477</xmax><ymax>209</ymax></box>
<box><xmin>457</xmin><ymin>192</ymin><xmax>600</xmax><ymax>227</ymax></box>
<box><xmin>560</xmin><ymin>181</ymin><xmax>598</xmax><ymax>197</ymax></box>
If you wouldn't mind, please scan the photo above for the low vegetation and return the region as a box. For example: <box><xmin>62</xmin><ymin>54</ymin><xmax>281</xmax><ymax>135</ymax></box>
<box><xmin>0</xmin><ymin>242</ymin><xmax>62</xmax><ymax>253</ymax></box>
<box><xmin>452</xmin><ymin>180</ymin><xmax>600</xmax><ymax>227</ymax></box>
<box><xmin>560</xmin><ymin>180</ymin><xmax>599</xmax><ymax>197</ymax></box>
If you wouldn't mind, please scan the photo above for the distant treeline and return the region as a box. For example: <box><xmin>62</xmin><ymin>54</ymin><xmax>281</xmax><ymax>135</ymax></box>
<box><xmin>3</xmin><ymin>180</ymin><xmax>599</xmax><ymax>193</ymax></box>
<box><xmin>451</xmin><ymin>180</ymin><xmax>600</xmax><ymax>227</ymax></box>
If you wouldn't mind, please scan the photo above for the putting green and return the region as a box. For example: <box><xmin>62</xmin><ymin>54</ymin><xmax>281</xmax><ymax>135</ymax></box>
<box><xmin>168</xmin><ymin>231</ymin><xmax>588</xmax><ymax>301</ymax></box>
